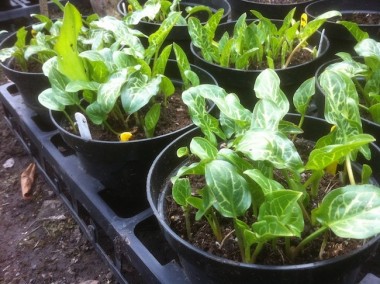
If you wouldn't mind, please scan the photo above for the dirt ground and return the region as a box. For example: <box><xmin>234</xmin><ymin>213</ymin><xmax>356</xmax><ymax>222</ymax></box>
<box><xmin>0</xmin><ymin>62</ymin><xmax>117</xmax><ymax>284</ymax></box>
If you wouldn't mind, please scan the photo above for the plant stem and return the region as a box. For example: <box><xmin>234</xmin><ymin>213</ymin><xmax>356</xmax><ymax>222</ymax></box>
<box><xmin>292</xmin><ymin>114</ymin><xmax>305</xmax><ymax>142</ymax></box>
<box><xmin>318</xmin><ymin>231</ymin><xmax>328</xmax><ymax>259</ymax></box>
<box><xmin>345</xmin><ymin>156</ymin><xmax>356</xmax><ymax>185</ymax></box>
<box><xmin>283</xmin><ymin>39</ymin><xmax>308</xmax><ymax>68</ymax></box>
<box><xmin>206</xmin><ymin>210</ymin><xmax>222</xmax><ymax>242</ymax></box>
<box><xmin>298</xmin><ymin>200</ymin><xmax>312</xmax><ymax>225</ymax></box>
<box><xmin>359</xmin><ymin>103</ymin><xmax>369</xmax><ymax>112</ymax></box>
<box><xmin>291</xmin><ymin>226</ymin><xmax>328</xmax><ymax>260</ymax></box>
<box><xmin>251</xmin><ymin>242</ymin><xmax>264</xmax><ymax>264</ymax></box>
<box><xmin>233</xmin><ymin>218</ymin><xmax>246</xmax><ymax>262</ymax></box>
<box><xmin>184</xmin><ymin>205</ymin><xmax>192</xmax><ymax>240</ymax></box>
<box><xmin>63</xmin><ymin>110</ymin><xmax>77</xmax><ymax>133</ymax></box>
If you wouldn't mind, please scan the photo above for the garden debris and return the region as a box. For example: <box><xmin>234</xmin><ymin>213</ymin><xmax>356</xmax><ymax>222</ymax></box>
<box><xmin>20</xmin><ymin>162</ymin><xmax>36</xmax><ymax>199</ymax></box>
<box><xmin>2</xmin><ymin>157</ymin><xmax>14</xmax><ymax>168</ymax></box>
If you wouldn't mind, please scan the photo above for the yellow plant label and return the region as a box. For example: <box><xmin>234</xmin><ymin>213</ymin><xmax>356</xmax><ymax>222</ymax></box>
<box><xmin>301</xmin><ymin>13</ymin><xmax>308</xmax><ymax>28</ymax></box>
<box><xmin>120</xmin><ymin>132</ymin><xmax>133</xmax><ymax>142</ymax></box>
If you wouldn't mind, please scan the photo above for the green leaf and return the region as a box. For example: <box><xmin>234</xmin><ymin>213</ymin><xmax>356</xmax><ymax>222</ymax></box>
<box><xmin>54</xmin><ymin>2</ymin><xmax>88</xmax><ymax>82</ymax></box>
<box><xmin>190</xmin><ymin>137</ymin><xmax>218</xmax><ymax>160</ymax></box>
<box><xmin>38</xmin><ymin>88</ymin><xmax>65</xmax><ymax>111</ymax></box>
<box><xmin>147</xmin><ymin>12</ymin><xmax>181</xmax><ymax>58</ymax></box>
<box><xmin>153</xmin><ymin>44</ymin><xmax>172</xmax><ymax>76</ymax></box>
<box><xmin>65</xmin><ymin>81</ymin><xmax>100</xmax><ymax>92</ymax></box>
<box><xmin>312</xmin><ymin>184</ymin><xmax>380</xmax><ymax>239</ymax></box>
<box><xmin>97</xmin><ymin>71</ymin><xmax>129</xmax><ymax>114</ymax></box>
<box><xmin>236</xmin><ymin>129</ymin><xmax>304</xmax><ymax>172</ymax></box>
<box><xmin>121</xmin><ymin>75</ymin><xmax>162</xmax><ymax>114</ymax></box>
<box><xmin>354</xmin><ymin>38</ymin><xmax>380</xmax><ymax>58</ymax></box>
<box><xmin>251</xmin><ymin>100</ymin><xmax>283</xmax><ymax>131</ymax></box>
<box><xmin>177</xmin><ymin>146</ymin><xmax>189</xmax><ymax>158</ymax></box>
<box><xmin>206</xmin><ymin>160</ymin><xmax>251</xmax><ymax>218</ymax></box>
<box><xmin>86</xmin><ymin>101</ymin><xmax>108</xmax><ymax>125</ymax></box>
<box><xmin>361</xmin><ymin>164</ymin><xmax>372</xmax><ymax>184</ymax></box>
<box><xmin>244</xmin><ymin>169</ymin><xmax>284</xmax><ymax>195</ymax></box>
<box><xmin>172</xmin><ymin>178</ymin><xmax>192</xmax><ymax>207</ymax></box>
<box><xmin>305</xmin><ymin>134</ymin><xmax>375</xmax><ymax>171</ymax></box>
<box><xmin>293</xmin><ymin>77</ymin><xmax>315</xmax><ymax>116</ymax></box>
<box><xmin>173</xmin><ymin>43</ymin><xmax>192</xmax><ymax>88</ymax></box>
<box><xmin>319</xmin><ymin>69</ymin><xmax>361</xmax><ymax>127</ymax></box>
<box><xmin>125</xmin><ymin>2</ymin><xmax>161</xmax><ymax>24</ymax></box>
<box><xmin>187</xmin><ymin>17</ymin><xmax>217</xmax><ymax>62</ymax></box>
<box><xmin>182</xmin><ymin>85</ymin><xmax>227</xmax><ymax>144</ymax></box>
<box><xmin>217</xmin><ymin>148</ymin><xmax>254</xmax><ymax>173</ymax></box>
<box><xmin>175</xmin><ymin>160</ymin><xmax>206</xmax><ymax>177</ymax></box>
<box><xmin>254</xmin><ymin>69</ymin><xmax>289</xmax><ymax>117</ymax></box>
<box><xmin>338</xmin><ymin>20</ymin><xmax>369</xmax><ymax>42</ymax></box>
<box><xmin>24</xmin><ymin>45</ymin><xmax>56</xmax><ymax>61</ymax></box>
<box><xmin>144</xmin><ymin>103</ymin><xmax>161</xmax><ymax>137</ymax></box>
<box><xmin>368</xmin><ymin>103</ymin><xmax>380</xmax><ymax>123</ymax></box>
<box><xmin>256</xmin><ymin>189</ymin><xmax>304</xmax><ymax>237</ymax></box>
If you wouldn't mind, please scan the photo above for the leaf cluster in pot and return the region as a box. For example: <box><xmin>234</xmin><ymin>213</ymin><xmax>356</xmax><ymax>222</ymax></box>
<box><xmin>318</xmin><ymin>30</ymin><xmax>380</xmax><ymax>124</ymax></box>
<box><xmin>0</xmin><ymin>0</ymin><xmax>68</xmax><ymax>72</ymax></box>
<box><xmin>169</xmin><ymin>68</ymin><xmax>380</xmax><ymax>264</ymax></box>
<box><xmin>188</xmin><ymin>8</ymin><xmax>340</xmax><ymax>70</ymax></box>
<box><xmin>38</xmin><ymin>2</ymin><xmax>200</xmax><ymax>140</ymax></box>
<box><xmin>121</xmin><ymin>0</ymin><xmax>215</xmax><ymax>25</ymax></box>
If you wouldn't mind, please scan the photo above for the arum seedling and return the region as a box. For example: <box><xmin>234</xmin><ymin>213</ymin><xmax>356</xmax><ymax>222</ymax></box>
<box><xmin>170</xmin><ymin>69</ymin><xmax>380</xmax><ymax>264</ymax></box>
<box><xmin>124</xmin><ymin>0</ymin><xmax>214</xmax><ymax>26</ymax></box>
<box><xmin>188</xmin><ymin>8</ymin><xmax>340</xmax><ymax>70</ymax></box>
<box><xmin>38</xmin><ymin>2</ymin><xmax>200</xmax><ymax>141</ymax></box>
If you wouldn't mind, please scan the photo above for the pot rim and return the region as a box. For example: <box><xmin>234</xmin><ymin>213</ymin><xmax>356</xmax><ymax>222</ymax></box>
<box><xmin>147</xmin><ymin>114</ymin><xmax>380</xmax><ymax>271</ymax></box>
<box><xmin>305</xmin><ymin>0</ymin><xmax>380</xmax><ymax>27</ymax></box>
<box><xmin>0</xmin><ymin>26</ymin><xmax>45</xmax><ymax>75</ymax></box>
<box><xmin>242</xmin><ymin>0</ymin><xmax>315</xmax><ymax>8</ymax></box>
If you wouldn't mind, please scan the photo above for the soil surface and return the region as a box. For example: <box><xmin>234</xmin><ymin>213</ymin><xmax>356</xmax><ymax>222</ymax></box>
<box><xmin>342</xmin><ymin>12</ymin><xmax>380</xmax><ymax>25</ymax></box>
<box><xmin>0</xmin><ymin>69</ymin><xmax>117</xmax><ymax>283</ymax></box>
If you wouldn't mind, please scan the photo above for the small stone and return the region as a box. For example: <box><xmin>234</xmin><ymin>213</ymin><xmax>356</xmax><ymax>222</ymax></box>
<box><xmin>79</xmin><ymin>281</ymin><xmax>99</xmax><ymax>284</ymax></box>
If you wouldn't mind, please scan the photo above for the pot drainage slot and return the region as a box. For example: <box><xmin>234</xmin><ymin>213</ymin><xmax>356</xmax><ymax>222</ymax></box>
<box><xmin>98</xmin><ymin>188</ymin><xmax>149</xmax><ymax>218</ymax></box>
<box><xmin>50</xmin><ymin>134</ymin><xmax>75</xmax><ymax>157</ymax></box>
<box><xmin>31</xmin><ymin>115</ymin><xmax>56</xmax><ymax>132</ymax></box>
<box><xmin>6</xmin><ymin>84</ymin><xmax>18</xmax><ymax>95</ymax></box>
<box><xmin>135</xmin><ymin>216</ymin><xmax>178</xmax><ymax>266</ymax></box>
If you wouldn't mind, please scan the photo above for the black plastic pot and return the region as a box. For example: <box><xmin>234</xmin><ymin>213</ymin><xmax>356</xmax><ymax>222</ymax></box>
<box><xmin>305</xmin><ymin>0</ymin><xmax>380</xmax><ymax>56</ymax></box>
<box><xmin>314</xmin><ymin>56</ymin><xmax>380</xmax><ymax>147</ymax></box>
<box><xmin>50</xmin><ymin>60</ymin><xmax>217</xmax><ymax>211</ymax></box>
<box><xmin>147</xmin><ymin>114</ymin><xmax>380</xmax><ymax>284</ymax></box>
<box><xmin>0</xmin><ymin>28</ymin><xmax>51</xmax><ymax>121</ymax></box>
<box><xmin>229</xmin><ymin>0</ymin><xmax>315</xmax><ymax>20</ymax></box>
<box><xmin>191</xmin><ymin>20</ymin><xmax>330</xmax><ymax>110</ymax></box>
<box><xmin>117</xmin><ymin>0</ymin><xmax>231</xmax><ymax>61</ymax></box>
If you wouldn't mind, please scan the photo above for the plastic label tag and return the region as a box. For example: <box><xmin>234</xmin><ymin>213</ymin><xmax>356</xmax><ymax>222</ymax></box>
<box><xmin>301</xmin><ymin>13</ymin><xmax>308</xmax><ymax>28</ymax></box>
<box><xmin>75</xmin><ymin>112</ymin><xmax>92</xmax><ymax>140</ymax></box>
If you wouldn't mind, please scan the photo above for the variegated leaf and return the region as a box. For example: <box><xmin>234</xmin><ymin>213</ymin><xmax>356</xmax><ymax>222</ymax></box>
<box><xmin>206</xmin><ymin>160</ymin><xmax>251</xmax><ymax>218</ymax></box>
<box><xmin>313</xmin><ymin>184</ymin><xmax>380</xmax><ymax>238</ymax></box>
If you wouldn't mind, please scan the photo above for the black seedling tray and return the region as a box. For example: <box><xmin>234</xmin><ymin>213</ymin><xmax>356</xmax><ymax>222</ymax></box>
<box><xmin>0</xmin><ymin>82</ymin><xmax>190</xmax><ymax>284</ymax></box>
<box><xmin>0</xmin><ymin>82</ymin><xmax>379</xmax><ymax>284</ymax></box>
